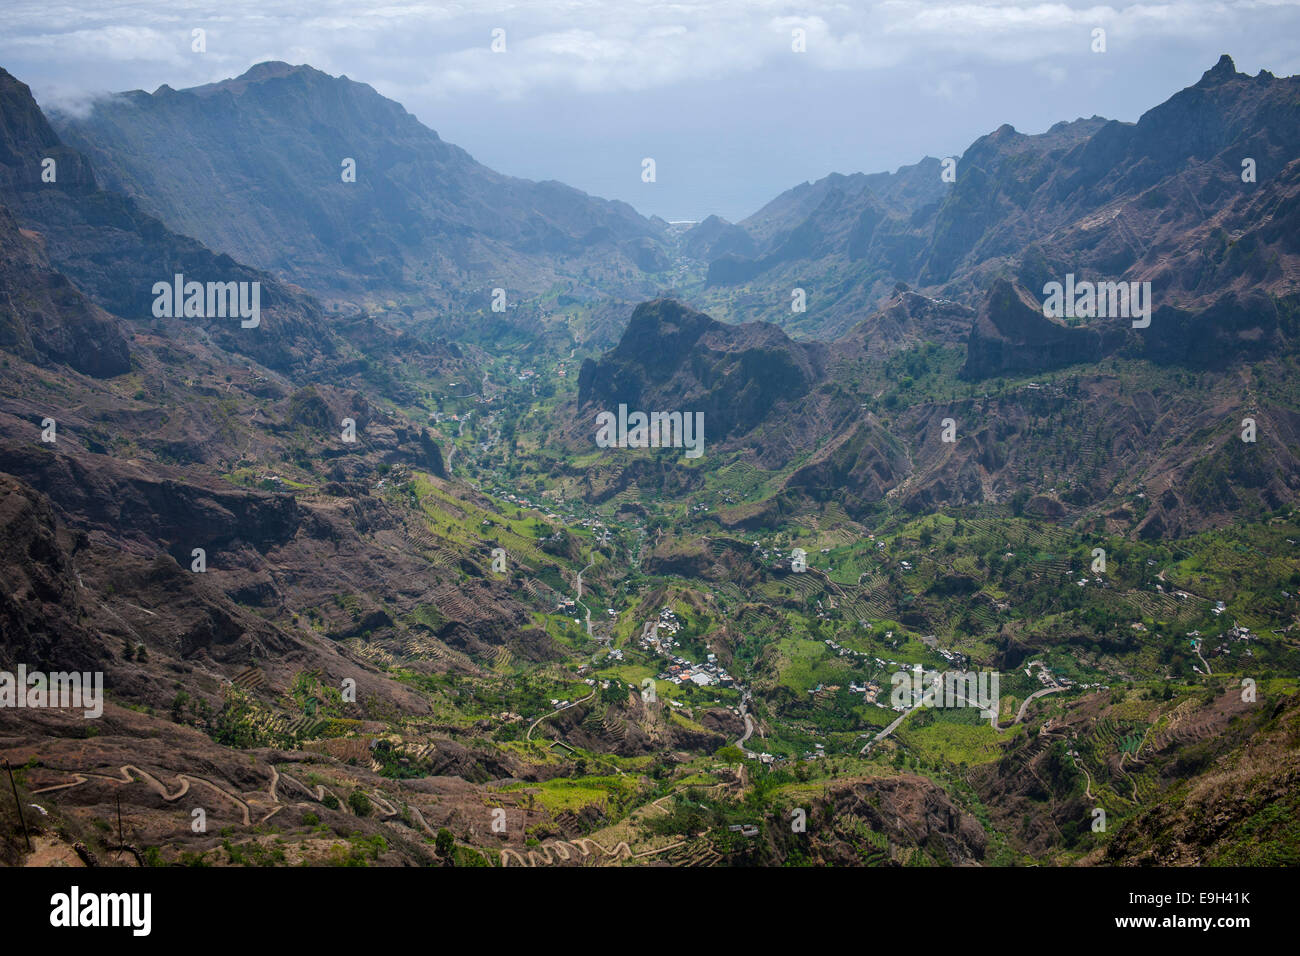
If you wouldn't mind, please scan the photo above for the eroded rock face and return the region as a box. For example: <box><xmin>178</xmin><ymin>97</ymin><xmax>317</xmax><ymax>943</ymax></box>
<box><xmin>578</xmin><ymin>299</ymin><xmax>827</xmax><ymax>438</ymax></box>
<box><xmin>0</xmin><ymin>439</ymin><xmax>307</xmax><ymax>554</ymax></box>
<box><xmin>0</xmin><ymin>474</ymin><xmax>101</xmax><ymax>671</ymax></box>
<box><xmin>962</xmin><ymin>279</ymin><xmax>1118</xmax><ymax>379</ymax></box>
<box><xmin>0</xmin><ymin>205</ymin><xmax>129</xmax><ymax>377</ymax></box>
<box><xmin>962</xmin><ymin>279</ymin><xmax>1290</xmax><ymax>380</ymax></box>
<box><xmin>574</xmin><ymin>298</ymin><xmax>845</xmax><ymax>475</ymax></box>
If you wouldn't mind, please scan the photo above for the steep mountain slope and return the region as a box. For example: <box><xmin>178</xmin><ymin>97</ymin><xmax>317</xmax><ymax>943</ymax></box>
<box><xmin>0</xmin><ymin>204</ymin><xmax>129</xmax><ymax>377</ymax></box>
<box><xmin>0</xmin><ymin>67</ymin><xmax>337</xmax><ymax>373</ymax></box>
<box><xmin>52</xmin><ymin>61</ymin><xmax>669</xmax><ymax>308</ymax></box>
<box><xmin>739</xmin><ymin>159</ymin><xmax>950</xmax><ymax>250</ymax></box>
<box><xmin>1091</xmin><ymin>691</ymin><xmax>1300</xmax><ymax>866</ymax></box>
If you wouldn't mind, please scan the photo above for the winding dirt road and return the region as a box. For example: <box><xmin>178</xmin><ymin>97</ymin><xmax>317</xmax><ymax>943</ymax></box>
<box><xmin>525</xmin><ymin>689</ymin><xmax>597</xmax><ymax>741</ymax></box>
<box><xmin>859</xmin><ymin>684</ymin><xmax>1070</xmax><ymax>754</ymax></box>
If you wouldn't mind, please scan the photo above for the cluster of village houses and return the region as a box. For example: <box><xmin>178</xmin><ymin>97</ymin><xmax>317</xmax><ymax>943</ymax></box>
<box><xmin>1190</xmin><ymin>617</ymin><xmax>1257</xmax><ymax>666</ymax></box>
<box><xmin>1027</xmin><ymin>660</ymin><xmax>1070</xmax><ymax>689</ymax></box>
<box><xmin>640</xmin><ymin>607</ymin><xmax>737</xmax><ymax>688</ymax></box>
<box><xmin>817</xmin><ymin>631</ymin><xmax>980</xmax><ymax>710</ymax></box>
<box><xmin>1129</xmin><ymin>594</ymin><xmax>1259</xmax><ymax>667</ymax></box>
<box><xmin>494</xmin><ymin>490</ymin><xmax>611</xmax><ymax>541</ymax></box>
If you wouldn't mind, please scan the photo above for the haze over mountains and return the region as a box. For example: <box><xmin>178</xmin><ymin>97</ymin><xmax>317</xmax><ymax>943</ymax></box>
<box><xmin>1</xmin><ymin>50</ymin><xmax>1299</xmax><ymax>871</ymax></box>
<box><xmin>39</xmin><ymin>55</ymin><xmax>1300</xmax><ymax>352</ymax></box>
<box><xmin>52</xmin><ymin>61</ymin><xmax>671</xmax><ymax>312</ymax></box>
<box><xmin>1</xmin><ymin>67</ymin><xmax>341</xmax><ymax>375</ymax></box>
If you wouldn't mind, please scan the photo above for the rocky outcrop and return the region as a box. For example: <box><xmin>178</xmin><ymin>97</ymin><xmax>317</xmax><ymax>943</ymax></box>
<box><xmin>576</xmin><ymin>298</ymin><xmax>832</xmax><ymax>450</ymax></box>
<box><xmin>838</xmin><ymin>288</ymin><xmax>974</xmax><ymax>358</ymax></box>
<box><xmin>963</xmin><ymin>279</ymin><xmax>1294</xmax><ymax>379</ymax></box>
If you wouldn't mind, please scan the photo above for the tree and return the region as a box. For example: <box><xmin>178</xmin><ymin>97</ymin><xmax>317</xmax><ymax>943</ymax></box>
<box><xmin>348</xmin><ymin>790</ymin><xmax>372</xmax><ymax>817</ymax></box>
<box><xmin>435</xmin><ymin>828</ymin><xmax>455</xmax><ymax>860</ymax></box>
<box><xmin>715</xmin><ymin>744</ymin><xmax>744</xmax><ymax>764</ymax></box>
<box><xmin>1010</xmin><ymin>488</ymin><xmax>1031</xmax><ymax>517</ymax></box>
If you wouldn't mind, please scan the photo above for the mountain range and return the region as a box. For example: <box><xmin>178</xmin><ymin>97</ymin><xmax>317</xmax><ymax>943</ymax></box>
<box><xmin>689</xmin><ymin>55</ymin><xmax>1300</xmax><ymax>341</ymax></box>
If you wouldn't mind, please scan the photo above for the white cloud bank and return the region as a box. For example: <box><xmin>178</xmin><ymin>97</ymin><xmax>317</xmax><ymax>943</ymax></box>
<box><xmin>2</xmin><ymin>0</ymin><xmax>1295</xmax><ymax>104</ymax></box>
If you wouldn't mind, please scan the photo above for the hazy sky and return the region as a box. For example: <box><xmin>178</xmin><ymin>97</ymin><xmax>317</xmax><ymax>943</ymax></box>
<box><xmin>2</xmin><ymin>1</ymin><xmax>1298</xmax><ymax>222</ymax></box>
